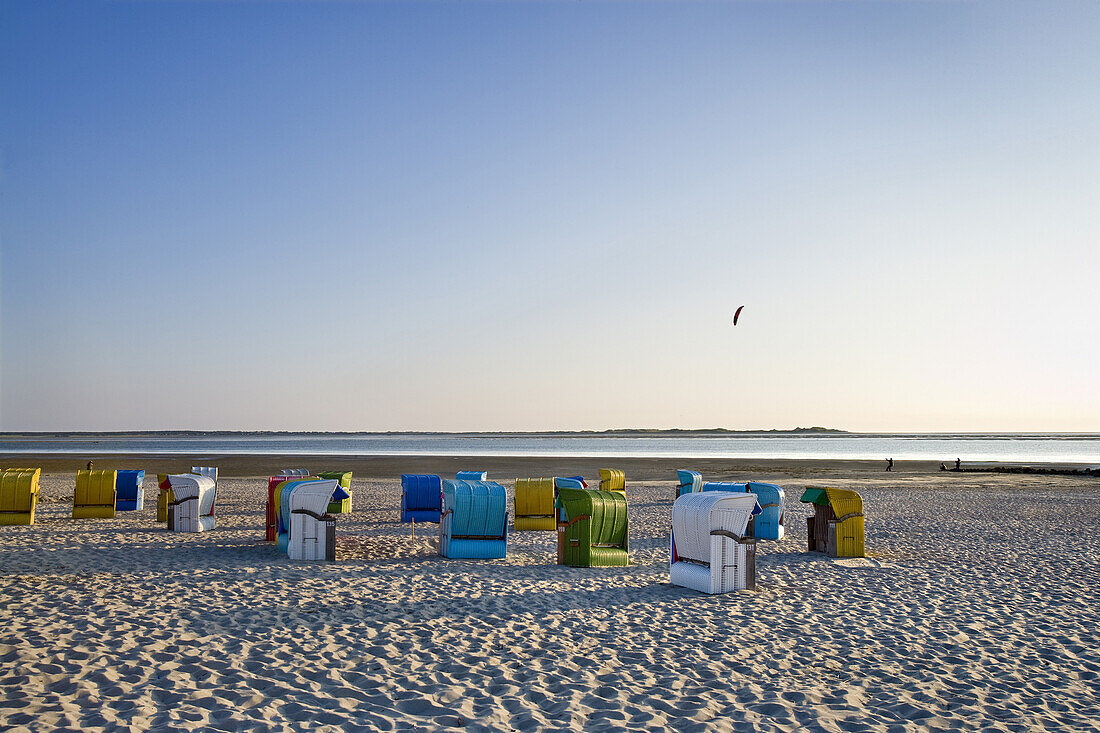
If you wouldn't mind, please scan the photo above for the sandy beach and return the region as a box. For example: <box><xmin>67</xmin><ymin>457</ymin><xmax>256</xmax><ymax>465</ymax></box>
<box><xmin>0</xmin><ymin>460</ymin><xmax>1096</xmax><ymax>731</ymax></box>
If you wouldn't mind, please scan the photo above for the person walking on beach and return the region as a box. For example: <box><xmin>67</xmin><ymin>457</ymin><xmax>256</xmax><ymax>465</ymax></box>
<box><xmin>955</xmin><ymin>458</ymin><xmax>961</xmax><ymax>471</ymax></box>
<box><xmin>885</xmin><ymin>458</ymin><xmax>893</xmax><ymax>472</ymax></box>
<box><xmin>86</xmin><ymin>460</ymin><xmax>93</xmax><ymax>471</ymax></box>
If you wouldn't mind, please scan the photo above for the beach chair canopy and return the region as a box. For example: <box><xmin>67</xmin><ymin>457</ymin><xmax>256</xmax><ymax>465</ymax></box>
<box><xmin>275</xmin><ymin>479</ymin><xmax>338</xmax><ymax>559</ymax></box>
<box><xmin>440</xmin><ymin>479</ymin><xmax>508</xmax><ymax>559</ymax></box>
<box><xmin>191</xmin><ymin>466</ymin><xmax>218</xmax><ymax>484</ymax></box>
<box><xmin>801</xmin><ymin>486</ymin><xmax>865</xmax><ymax>558</ymax></box>
<box><xmin>455</xmin><ymin>470</ymin><xmax>487</xmax><ymax>481</ymax></box>
<box><xmin>115</xmin><ymin>470</ymin><xmax>145</xmax><ymax>511</ymax></box>
<box><xmin>168</xmin><ymin>474</ymin><xmax>216</xmax><ymax>515</ymax></box>
<box><xmin>800</xmin><ymin>487</ymin><xmax>862</xmax><ymax>514</ymax></box>
<box><xmin>401</xmin><ymin>474</ymin><xmax>443</xmax><ymax>522</ymax></box>
<box><xmin>670</xmin><ymin>492</ymin><xmax>760</xmax><ymax>593</ymax></box>
<box><xmin>676</xmin><ymin>470</ymin><xmax>702</xmax><ymax>496</ymax></box>
<box><xmin>555</xmin><ymin>486</ymin><xmax>629</xmax><ymax>567</ymax></box>
<box><xmin>745</xmin><ymin>481</ymin><xmax>785</xmax><ymax>540</ymax></box>
<box><xmin>672</xmin><ymin>492</ymin><xmax>759</xmax><ymax>564</ymax></box>
<box><xmin>279</xmin><ymin>480</ymin><xmax>338</xmax><ymax>532</ymax></box>
<box><xmin>318</xmin><ymin>471</ymin><xmax>352</xmax><ymax>488</ymax></box>
<box><xmin>514</xmin><ymin>477</ymin><xmax>557</xmax><ymax>531</ymax></box>
<box><xmin>598</xmin><ymin>468</ymin><xmax>625</xmax><ymax>493</ymax></box>
<box><xmin>317</xmin><ymin>471</ymin><xmax>353</xmax><ymax>513</ymax></box>
<box><xmin>74</xmin><ymin>470</ymin><xmax>118</xmax><ymax>519</ymax></box>
<box><xmin>277</xmin><ymin>469</ymin><xmax>311</xmax><ymax>477</ymax></box>
<box><xmin>0</xmin><ymin>468</ymin><xmax>41</xmax><ymax>525</ymax></box>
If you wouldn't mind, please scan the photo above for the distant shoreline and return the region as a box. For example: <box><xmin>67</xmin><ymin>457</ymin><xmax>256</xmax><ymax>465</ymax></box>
<box><xmin>0</xmin><ymin>427</ymin><xmax>852</xmax><ymax>438</ymax></box>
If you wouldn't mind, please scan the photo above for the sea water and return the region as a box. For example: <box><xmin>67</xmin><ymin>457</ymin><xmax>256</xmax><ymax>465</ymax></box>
<box><xmin>0</xmin><ymin>433</ymin><xmax>1097</xmax><ymax>464</ymax></box>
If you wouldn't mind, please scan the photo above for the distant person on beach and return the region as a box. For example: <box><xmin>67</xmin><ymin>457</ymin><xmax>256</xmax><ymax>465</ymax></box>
<box><xmin>885</xmin><ymin>458</ymin><xmax>893</xmax><ymax>472</ymax></box>
<box><xmin>86</xmin><ymin>460</ymin><xmax>93</xmax><ymax>471</ymax></box>
<box><xmin>955</xmin><ymin>458</ymin><xmax>961</xmax><ymax>471</ymax></box>
<box><xmin>940</xmin><ymin>463</ymin><xmax>947</xmax><ymax>471</ymax></box>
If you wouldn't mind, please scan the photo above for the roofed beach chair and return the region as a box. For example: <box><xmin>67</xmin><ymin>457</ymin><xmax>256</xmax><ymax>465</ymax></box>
<box><xmin>702</xmin><ymin>481</ymin><xmax>784</xmax><ymax>540</ymax></box>
<box><xmin>670</xmin><ymin>492</ymin><xmax>761</xmax><ymax>593</ymax></box>
<box><xmin>0</xmin><ymin>468</ymin><xmax>41</xmax><ymax>526</ymax></box>
<box><xmin>73</xmin><ymin>470</ymin><xmax>118</xmax><ymax>519</ymax></box>
<box><xmin>514</xmin><ymin>478</ymin><xmax>557</xmax><ymax>531</ymax></box>
<box><xmin>455</xmin><ymin>470</ymin><xmax>487</xmax><ymax>481</ymax></box>
<box><xmin>676</xmin><ymin>470</ymin><xmax>702</xmax><ymax>499</ymax></box>
<box><xmin>800</xmin><ymin>486</ymin><xmax>864</xmax><ymax>558</ymax></box>
<box><xmin>156</xmin><ymin>474</ymin><xmax>173</xmax><ymax>522</ymax></box>
<box><xmin>318</xmin><ymin>471</ymin><xmax>353</xmax><ymax>514</ymax></box>
<box><xmin>277</xmin><ymin>469</ymin><xmax>311</xmax><ymax>477</ymax></box>
<box><xmin>555</xmin><ymin>479</ymin><xmax>629</xmax><ymax>567</ymax></box>
<box><xmin>401</xmin><ymin>474</ymin><xmax>443</xmax><ymax>523</ymax></box>
<box><xmin>115</xmin><ymin>470</ymin><xmax>145</xmax><ymax>511</ymax></box>
<box><xmin>190</xmin><ymin>466</ymin><xmax>219</xmax><ymax>524</ymax></box>
<box><xmin>745</xmin><ymin>482</ymin><xmax>785</xmax><ymax>540</ymax></box>
<box><xmin>598</xmin><ymin>468</ymin><xmax>626</xmax><ymax>494</ymax></box>
<box><xmin>276</xmin><ymin>479</ymin><xmax>339</xmax><ymax>561</ymax></box>
<box><xmin>266</xmin><ymin>476</ymin><xmax>300</xmax><ymax>541</ymax></box>
<box><xmin>166</xmin><ymin>474</ymin><xmax>217</xmax><ymax>532</ymax></box>
<box><xmin>439</xmin><ymin>479</ymin><xmax>508</xmax><ymax>559</ymax></box>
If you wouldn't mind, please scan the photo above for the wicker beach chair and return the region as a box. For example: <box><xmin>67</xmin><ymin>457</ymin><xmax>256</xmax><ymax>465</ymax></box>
<box><xmin>514</xmin><ymin>478</ymin><xmax>557</xmax><ymax>531</ymax></box>
<box><xmin>670</xmin><ymin>492</ymin><xmax>761</xmax><ymax>593</ymax></box>
<box><xmin>800</xmin><ymin>487</ymin><xmax>865</xmax><ymax>558</ymax></box>
<box><xmin>401</xmin><ymin>474</ymin><xmax>443</xmax><ymax>523</ymax></box>
<box><xmin>317</xmin><ymin>471</ymin><xmax>353</xmax><ymax>514</ymax></box>
<box><xmin>0</xmin><ymin>468</ymin><xmax>41</xmax><ymax>526</ymax></box>
<box><xmin>598</xmin><ymin>468</ymin><xmax>626</xmax><ymax>494</ymax></box>
<box><xmin>439</xmin><ymin>479</ymin><xmax>508</xmax><ymax>559</ymax></box>
<box><xmin>114</xmin><ymin>470</ymin><xmax>145</xmax><ymax>511</ymax></box>
<box><xmin>745</xmin><ymin>482</ymin><xmax>785</xmax><ymax>540</ymax></box>
<box><xmin>455</xmin><ymin>470</ymin><xmax>488</xmax><ymax>481</ymax></box>
<box><xmin>166</xmin><ymin>474</ymin><xmax>217</xmax><ymax>532</ymax></box>
<box><xmin>73</xmin><ymin>470</ymin><xmax>118</xmax><ymax>519</ymax></box>
<box><xmin>276</xmin><ymin>479</ymin><xmax>339</xmax><ymax>561</ymax></box>
<box><xmin>554</xmin><ymin>480</ymin><xmax>629</xmax><ymax>567</ymax></box>
<box><xmin>676</xmin><ymin>470</ymin><xmax>702</xmax><ymax>499</ymax></box>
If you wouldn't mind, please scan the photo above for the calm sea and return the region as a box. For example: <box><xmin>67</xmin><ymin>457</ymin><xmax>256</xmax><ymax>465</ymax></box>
<box><xmin>0</xmin><ymin>433</ymin><xmax>1097</xmax><ymax>464</ymax></box>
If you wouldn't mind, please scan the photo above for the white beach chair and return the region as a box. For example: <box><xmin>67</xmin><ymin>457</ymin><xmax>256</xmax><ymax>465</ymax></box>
<box><xmin>167</xmin><ymin>474</ymin><xmax>217</xmax><ymax>532</ymax></box>
<box><xmin>277</xmin><ymin>469</ymin><xmax>311</xmax><ymax>477</ymax></box>
<box><xmin>670</xmin><ymin>492</ymin><xmax>760</xmax><ymax>593</ymax></box>
<box><xmin>284</xmin><ymin>479</ymin><xmax>338</xmax><ymax>561</ymax></box>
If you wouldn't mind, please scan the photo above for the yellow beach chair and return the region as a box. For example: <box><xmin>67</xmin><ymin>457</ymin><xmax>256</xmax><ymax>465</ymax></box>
<box><xmin>0</xmin><ymin>468</ymin><xmax>42</xmax><ymax>526</ymax></box>
<box><xmin>800</xmin><ymin>486</ymin><xmax>865</xmax><ymax>558</ymax></box>
<box><xmin>514</xmin><ymin>478</ymin><xmax>556</xmax><ymax>531</ymax></box>
<box><xmin>73</xmin><ymin>470</ymin><xmax>118</xmax><ymax>519</ymax></box>
<box><xmin>598</xmin><ymin>468</ymin><xmax>626</xmax><ymax>494</ymax></box>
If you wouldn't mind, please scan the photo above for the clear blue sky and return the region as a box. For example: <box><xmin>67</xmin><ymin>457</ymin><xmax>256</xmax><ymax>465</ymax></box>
<box><xmin>1</xmin><ymin>1</ymin><xmax>1097</xmax><ymax>432</ymax></box>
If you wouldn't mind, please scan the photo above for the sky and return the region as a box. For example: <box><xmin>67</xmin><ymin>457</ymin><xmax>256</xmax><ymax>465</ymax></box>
<box><xmin>1</xmin><ymin>1</ymin><xmax>1097</xmax><ymax>433</ymax></box>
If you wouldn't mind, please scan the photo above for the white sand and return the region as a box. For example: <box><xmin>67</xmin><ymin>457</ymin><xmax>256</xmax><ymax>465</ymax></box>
<box><xmin>2</xmin><ymin>473</ymin><xmax>1098</xmax><ymax>731</ymax></box>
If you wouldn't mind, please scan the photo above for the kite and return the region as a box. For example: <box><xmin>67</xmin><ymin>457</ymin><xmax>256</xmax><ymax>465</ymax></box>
<box><xmin>733</xmin><ymin>305</ymin><xmax>745</xmax><ymax>326</ymax></box>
